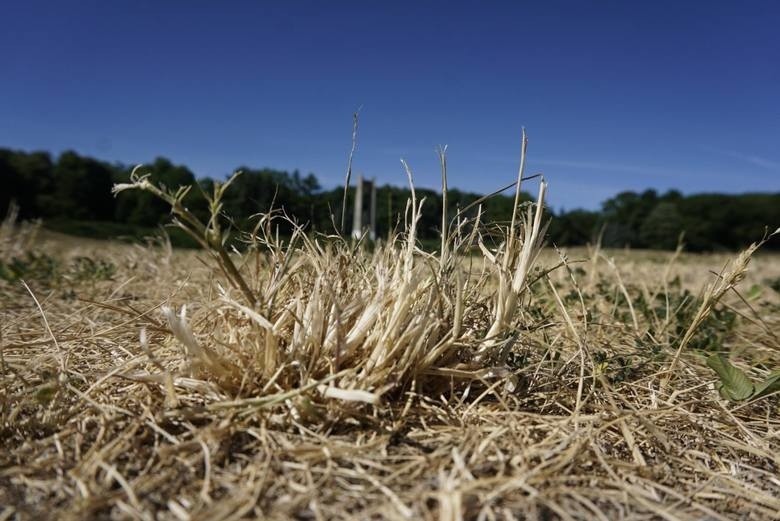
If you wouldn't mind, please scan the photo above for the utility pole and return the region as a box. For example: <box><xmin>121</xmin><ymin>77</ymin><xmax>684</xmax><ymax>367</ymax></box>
<box><xmin>351</xmin><ymin>175</ymin><xmax>377</xmax><ymax>240</ymax></box>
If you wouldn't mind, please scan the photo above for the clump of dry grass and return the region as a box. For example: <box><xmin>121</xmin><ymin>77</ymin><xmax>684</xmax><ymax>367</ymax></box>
<box><xmin>107</xmin><ymin>142</ymin><xmax>551</xmax><ymax>410</ymax></box>
<box><xmin>1</xmin><ymin>141</ymin><xmax>780</xmax><ymax>520</ymax></box>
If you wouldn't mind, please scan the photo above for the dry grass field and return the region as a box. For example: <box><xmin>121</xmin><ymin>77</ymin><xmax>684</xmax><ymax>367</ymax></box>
<box><xmin>1</xmin><ymin>174</ymin><xmax>779</xmax><ymax>520</ymax></box>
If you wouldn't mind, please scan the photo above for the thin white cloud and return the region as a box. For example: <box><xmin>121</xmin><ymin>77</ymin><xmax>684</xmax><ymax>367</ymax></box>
<box><xmin>531</xmin><ymin>156</ymin><xmax>774</xmax><ymax>186</ymax></box>
<box><xmin>467</xmin><ymin>154</ymin><xmax>672</xmax><ymax>176</ymax></box>
<box><xmin>701</xmin><ymin>146</ymin><xmax>780</xmax><ymax>170</ymax></box>
<box><xmin>533</xmin><ymin>158</ymin><xmax>680</xmax><ymax>177</ymax></box>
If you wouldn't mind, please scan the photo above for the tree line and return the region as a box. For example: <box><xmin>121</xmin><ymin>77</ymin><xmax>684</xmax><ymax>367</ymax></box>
<box><xmin>1</xmin><ymin>147</ymin><xmax>778</xmax><ymax>251</ymax></box>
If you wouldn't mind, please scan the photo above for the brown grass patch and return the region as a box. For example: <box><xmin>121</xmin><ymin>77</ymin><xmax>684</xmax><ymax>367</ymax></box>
<box><xmin>1</xmin><ymin>169</ymin><xmax>779</xmax><ymax>519</ymax></box>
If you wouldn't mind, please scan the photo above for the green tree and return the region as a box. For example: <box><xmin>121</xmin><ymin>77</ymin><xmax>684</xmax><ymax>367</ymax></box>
<box><xmin>48</xmin><ymin>151</ymin><xmax>116</xmax><ymax>220</ymax></box>
<box><xmin>548</xmin><ymin>209</ymin><xmax>601</xmax><ymax>246</ymax></box>
<box><xmin>0</xmin><ymin>149</ymin><xmax>54</xmax><ymax>219</ymax></box>
<box><xmin>639</xmin><ymin>202</ymin><xmax>684</xmax><ymax>249</ymax></box>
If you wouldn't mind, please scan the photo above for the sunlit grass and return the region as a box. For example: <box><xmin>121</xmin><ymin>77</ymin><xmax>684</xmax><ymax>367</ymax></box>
<box><xmin>2</xmin><ymin>141</ymin><xmax>779</xmax><ymax>519</ymax></box>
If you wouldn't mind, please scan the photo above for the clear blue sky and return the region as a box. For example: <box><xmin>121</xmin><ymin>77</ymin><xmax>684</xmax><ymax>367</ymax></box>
<box><xmin>1</xmin><ymin>1</ymin><xmax>778</xmax><ymax>210</ymax></box>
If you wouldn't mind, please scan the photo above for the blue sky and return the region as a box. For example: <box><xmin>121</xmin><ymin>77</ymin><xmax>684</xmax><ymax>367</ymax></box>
<box><xmin>1</xmin><ymin>1</ymin><xmax>778</xmax><ymax>210</ymax></box>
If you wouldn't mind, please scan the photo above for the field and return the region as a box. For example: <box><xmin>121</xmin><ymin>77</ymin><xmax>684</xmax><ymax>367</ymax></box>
<box><xmin>2</xmin><ymin>179</ymin><xmax>780</xmax><ymax>520</ymax></box>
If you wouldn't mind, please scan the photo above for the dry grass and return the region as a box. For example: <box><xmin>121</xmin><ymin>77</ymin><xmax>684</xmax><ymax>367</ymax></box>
<box><xmin>1</xmin><ymin>170</ymin><xmax>779</xmax><ymax>520</ymax></box>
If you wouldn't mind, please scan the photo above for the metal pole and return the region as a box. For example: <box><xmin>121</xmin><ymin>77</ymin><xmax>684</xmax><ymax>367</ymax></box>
<box><xmin>352</xmin><ymin>174</ymin><xmax>363</xmax><ymax>239</ymax></box>
<box><xmin>369</xmin><ymin>178</ymin><xmax>377</xmax><ymax>240</ymax></box>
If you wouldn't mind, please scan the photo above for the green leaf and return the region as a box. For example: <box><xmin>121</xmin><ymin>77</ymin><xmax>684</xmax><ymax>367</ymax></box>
<box><xmin>706</xmin><ymin>355</ymin><xmax>754</xmax><ymax>401</ymax></box>
<box><xmin>746</xmin><ymin>284</ymin><xmax>762</xmax><ymax>300</ymax></box>
<box><xmin>752</xmin><ymin>370</ymin><xmax>780</xmax><ymax>400</ymax></box>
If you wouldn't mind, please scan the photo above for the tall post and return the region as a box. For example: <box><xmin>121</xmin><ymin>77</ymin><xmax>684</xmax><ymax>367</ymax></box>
<box><xmin>352</xmin><ymin>174</ymin><xmax>364</xmax><ymax>239</ymax></box>
<box><xmin>369</xmin><ymin>178</ymin><xmax>377</xmax><ymax>240</ymax></box>
<box><xmin>387</xmin><ymin>190</ymin><xmax>392</xmax><ymax>241</ymax></box>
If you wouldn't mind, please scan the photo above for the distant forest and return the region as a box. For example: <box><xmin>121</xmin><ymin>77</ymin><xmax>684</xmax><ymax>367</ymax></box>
<box><xmin>2</xmin><ymin>147</ymin><xmax>778</xmax><ymax>251</ymax></box>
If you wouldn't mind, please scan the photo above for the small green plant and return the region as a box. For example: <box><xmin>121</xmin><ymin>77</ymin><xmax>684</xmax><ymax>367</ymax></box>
<box><xmin>69</xmin><ymin>256</ymin><xmax>116</xmax><ymax>281</ymax></box>
<box><xmin>706</xmin><ymin>354</ymin><xmax>780</xmax><ymax>401</ymax></box>
<box><xmin>0</xmin><ymin>252</ymin><xmax>59</xmax><ymax>282</ymax></box>
<box><xmin>593</xmin><ymin>351</ymin><xmax>638</xmax><ymax>383</ymax></box>
<box><xmin>0</xmin><ymin>253</ymin><xmax>116</xmax><ymax>284</ymax></box>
